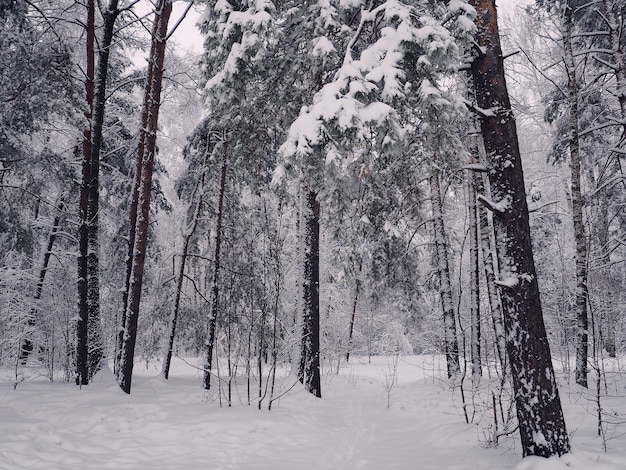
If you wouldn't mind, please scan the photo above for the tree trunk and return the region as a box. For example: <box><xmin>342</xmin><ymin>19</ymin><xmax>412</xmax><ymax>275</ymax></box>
<box><xmin>295</xmin><ymin>188</ymin><xmax>305</xmax><ymax>384</ymax></box>
<box><xmin>345</xmin><ymin>258</ymin><xmax>362</xmax><ymax>363</ymax></box>
<box><xmin>603</xmin><ymin>0</ymin><xmax>626</xmax><ymax>140</ymax></box>
<box><xmin>268</xmin><ymin>199</ymin><xmax>283</xmax><ymax>410</ymax></box>
<box><xmin>163</xmin><ymin>172</ymin><xmax>206</xmax><ymax>379</ymax></box>
<box><xmin>469</xmin><ymin>0</ymin><xmax>570</xmax><ymax>457</ymax></box>
<box><xmin>563</xmin><ymin>2</ymin><xmax>589</xmax><ymax>388</ymax></box>
<box><xmin>20</xmin><ymin>209</ymin><xmax>62</xmax><ymax>363</ymax></box>
<box><xmin>117</xmin><ymin>0</ymin><xmax>172</xmax><ymax>394</ymax></box>
<box><xmin>429</xmin><ymin>174</ymin><xmax>461</xmax><ymax>380</ymax></box>
<box><xmin>599</xmin><ymin>0</ymin><xmax>624</xmax><ymax>358</ymax></box>
<box><xmin>203</xmin><ymin>136</ymin><xmax>228</xmax><ymax>391</ymax></box>
<box><xmin>475</xmin><ymin>165</ymin><xmax>506</xmax><ymax>374</ymax></box>
<box><xmin>77</xmin><ymin>0</ymin><xmax>118</xmax><ymax>386</ymax></box>
<box><xmin>595</xmin><ymin>204</ymin><xmax>616</xmax><ymax>357</ymax></box>
<box><xmin>466</xmin><ymin>167</ymin><xmax>481</xmax><ymax>382</ymax></box>
<box><xmin>302</xmin><ymin>186</ymin><xmax>321</xmax><ymax>397</ymax></box>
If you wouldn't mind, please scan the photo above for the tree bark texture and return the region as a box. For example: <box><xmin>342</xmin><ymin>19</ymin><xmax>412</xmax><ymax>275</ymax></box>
<box><xmin>203</xmin><ymin>138</ymin><xmax>228</xmax><ymax>391</ymax></box>
<box><xmin>466</xmin><ymin>167</ymin><xmax>482</xmax><ymax>381</ymax></box>
<box><xmin>77</xmin><ymin>0</ymin><xmax>116</xmax><ymax>385</ymax></box>
<box><xmin>118</xmin><ymin>0</ymin><xmax>172</xmax><ymax>394</ymax></box>
<box><xmin>563</xmin><ymin>2</ymin><xmax>589</xmax><ymax>388</ymax></box>
<box><xmin>475</xmin><ymin>165</ymin><xmax>506</xmax><ymax>374</ymax></box>
<box><xmin>429</xmin><ymin>174</ymin><xmax>461</xmax><ymax>380</ymax></box>
<box><xmin>302</xmin><ymin>187</ymin><xmax>321</xmax><ymax>398</ymax></box>
<box><xmin>469</xmin><ymin>0</ymin><xmax>570</xmax><ymax>457</ymax></box>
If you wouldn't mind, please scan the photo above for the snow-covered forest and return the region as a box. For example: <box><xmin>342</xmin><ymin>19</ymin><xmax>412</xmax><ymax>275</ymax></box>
<box><xmin>1</xmin><ymin>0</ymin><xmax>626</xmax><ymax>468</ymax></box>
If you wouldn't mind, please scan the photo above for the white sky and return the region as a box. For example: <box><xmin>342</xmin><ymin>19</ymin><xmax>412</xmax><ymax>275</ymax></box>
<box><xmin>168</xmin><ymin>2</ymin><xmax>204</xmax><ymax>52</ymax></box>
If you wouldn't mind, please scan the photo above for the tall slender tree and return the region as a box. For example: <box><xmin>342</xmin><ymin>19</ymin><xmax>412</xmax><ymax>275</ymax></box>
<box><xmin>118</xmin><ymin>0</ymin><xmax>173</xmax><ymax>394</ymax></box>
<box><xmin>203</xmin><ymin>134</ymin><xmax>229</xmax><ymax>391</ymax></box>
<box><xmin>430</xmin><ymin>174</ymin><xmax>461</xmax><ymax>380</ymax></box>
<box><xmin>465</xmin><ymin>165</ymin><xmax>481</xmax><ymax>381</ymax></box>
<box><xmin>563</xmin><ymin>1</ymin><xmax>589</xmax><ymax>388</ymax></box>
<box><xmin>301</xmin><ymin>183</ymin><xmax>322</xmax><ymax>397</ymax></box>
<box><xmin>77</xmin><ymin>0</ymin><xmax>120</xmax><ymax>386</ymax></box>
<box><xmin>473</xmin><ymin>138</ymin><xmax>506</xmax><ymax>372</ymax></box>
<box><xmin>469</xmin><ymin>0</ymin><xmax>570</xmax><ymax>457</ymax></box>
<box><xmin>162</xmin><ymin>165</ymin><xmax>207</xmax><ymax>380</ymax></box>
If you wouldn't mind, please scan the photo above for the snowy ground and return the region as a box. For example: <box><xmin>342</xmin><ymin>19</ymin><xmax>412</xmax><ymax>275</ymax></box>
<box><xmin>1</xmin><ymin>356</ymin><xmax>625</xmax><ymax>469</ymax></box>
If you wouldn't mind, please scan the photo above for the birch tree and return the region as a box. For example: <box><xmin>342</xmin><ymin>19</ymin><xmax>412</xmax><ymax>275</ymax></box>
<box><xmin>465</xmin><ymin>165</ymin><xmax>481</xmax><ymax>381</ymax></box>
<box><xmin>562</xmin><ymin>1</ymin><xmax>589</xmax><ymax>388</ymax></box>
<box><xmin>430</xmin><ymin>174</ymin><xmax>461</xmax><ymax>379</ymax></box>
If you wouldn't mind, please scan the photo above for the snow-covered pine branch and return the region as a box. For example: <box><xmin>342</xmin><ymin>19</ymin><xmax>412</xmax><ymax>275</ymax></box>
<box><xmin>279</xmin><ymin>0</ymin><xmax>470</xmax><ymax>176</ymax></box>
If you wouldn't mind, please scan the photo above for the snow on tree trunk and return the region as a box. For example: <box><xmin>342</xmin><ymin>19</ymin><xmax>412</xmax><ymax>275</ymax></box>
<box><xmin>466</xmin><ymin>166</ymin><xmax>482</xmax><ymax>382</ymax></box>
<box><xmin>20</xmin><ymin>209</ymin><xmax>62</xmax><ymax>363</ymax></box>
<box><xmin>346</xmin><ymin>259</ymin><xmax>362</xmax><ymax>363</ymax></box>
<box><xmin>429</xmin><ymin>174</ymin><xmax>461</xmax><ymax>380</ymax></box>
<box><xmin>118</xmin><ymin>0</ymin><xmax>172</xmax><ymax>394</ymax></box>
<box><xmin>563</xmin><ymin>2</ymin><xmax>589</xmax><ymax>388</ymax></box>
<box><xmin>474</xmin><ymin>158</ymin><xmax>506</xmax><ymax>374</ymax></box>
<box><xmin>77</xmin><ymin>0</ymin><xmax>117</xmax><ymax>386</ymax></box>
<box><xmin>163</xmin><ymin>169</ymin><xmax>206</xmax><ymax>380</ymax></box>
<box><xmin>203</xmin><ymin>137</ymin><xmax>228</xmax><ymax>391</ymax></box>
<box><xmin>302</xmin><ymin>185</ymin><xmax>321</xmax><ymax>398</ymax></box>
<box><xmin>469</xmin><ymin>0</ymin><xmax>570</xmax><ymax>457</ymax></box>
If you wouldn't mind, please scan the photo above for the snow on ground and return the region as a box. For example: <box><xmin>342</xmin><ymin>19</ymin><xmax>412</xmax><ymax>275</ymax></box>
<box><xmin>0</xmin><ymin>356</ymin><xmax>625</xmax><ymax>469</ymax></box>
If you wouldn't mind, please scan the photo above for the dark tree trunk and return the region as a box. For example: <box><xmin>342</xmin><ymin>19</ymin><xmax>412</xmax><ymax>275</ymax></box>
<box><xmin>429</xmin><ymin>174</ymin><xmax>461</xmax><ymax>380</ymax></box>
<box><xmin>466</xmin><ymin>167</ymin><xmax>481</xmax><ymax>381</ymax></box>
<box><xmin>20</xmin><ymin>209</ymin><xmax>62</xmax><ymax>363</ymax></box>
<box><xmin>469</xmin><ymin>0</ymin><xmax>570</xmax><ymax>457</ymax></box>
<box><xmin>203</xmin><ymin>137</ymin><xmax>228</xmax><ymax>391</ymax></box>
<box><xmin>77</xmin><ymin>0</ymin><xmax>117</xmax><ymax>386</ymax></box>
<box><xmin>117</xmin><ymin>0</ymin><xmax>172</xmax><ymax>394</ymax></box>
<box><xmin>345</xmin><ymin>259</ymin><xmax>362</xmax><ymax>363</ymax></box>
<box><xmin>563</xmin><ymin>2</ymin><xmax>589</xmax><ymax>388</ymax></box>
<box><xmin>302</xmin><ymin>187</ymin><xmax>321</xmax><ymax>397</ymax></box>
<box><xmin>163</xmin><ymin>172</ymin><xmax>206</xmax><ymax>379</ymax></box>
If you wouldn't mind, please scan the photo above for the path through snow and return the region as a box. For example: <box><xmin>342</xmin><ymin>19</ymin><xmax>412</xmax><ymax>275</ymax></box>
<box><xmin>0</xmin><ymin>356</ymin><xmax>624</xmax><ymax>469</ymax></box>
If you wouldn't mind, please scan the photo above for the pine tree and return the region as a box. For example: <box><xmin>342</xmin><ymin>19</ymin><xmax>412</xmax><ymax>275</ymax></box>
<box><xmin>77</xmin><ymin>0</ymin><xmax>121</xmax><ymax>386</ymax></box>
<box><xmin>118</xmin><ymin>0</ymin><xmax>173</xmax><ymax>394</ymax></box>
<box><xmin>469</xmin><ymin>0</ymin><xmax>570</xmax><ymax>457</ymax></box>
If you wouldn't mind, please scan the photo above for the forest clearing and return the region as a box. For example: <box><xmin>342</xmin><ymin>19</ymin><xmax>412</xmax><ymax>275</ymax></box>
<box><xmin>3</xmin><ymin>0</ymin><xmax>626</xmax><ymax>466</ymax></box>
<box><xmin>1</xmin><ymin>356</ymin><xmax>625</xmax><ymax>469</ymax></box>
